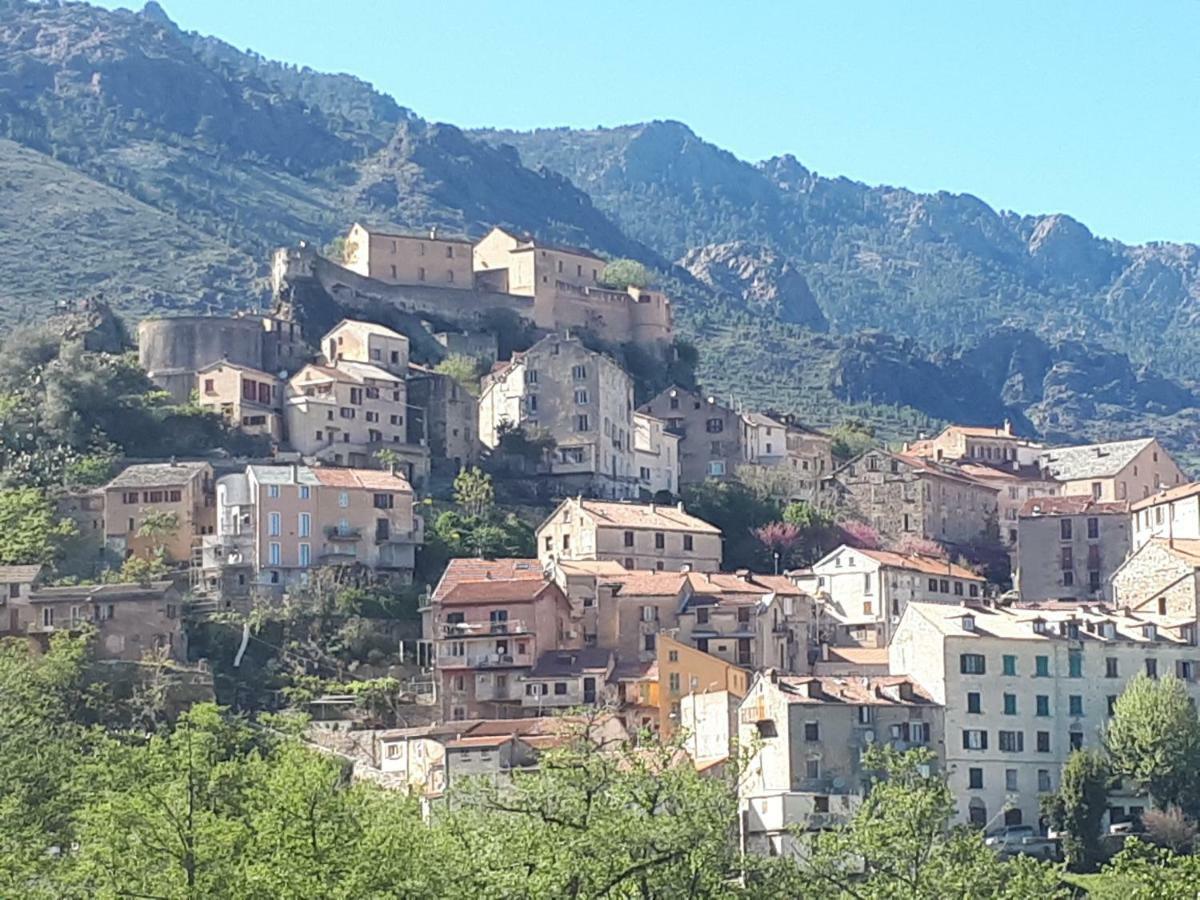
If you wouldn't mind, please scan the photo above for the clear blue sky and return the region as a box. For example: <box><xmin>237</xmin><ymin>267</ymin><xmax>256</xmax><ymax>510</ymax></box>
<box><xmin>101</xmin><ymin>0</ymin><xmax>1200</xmax><ymax>245</ymax></box>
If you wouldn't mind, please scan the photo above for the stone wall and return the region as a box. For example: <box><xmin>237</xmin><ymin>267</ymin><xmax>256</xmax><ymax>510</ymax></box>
<box><xmin>1112</xmin><ymin>541</ymin><xmax>1200</xmax><ymax>617</ymax></box>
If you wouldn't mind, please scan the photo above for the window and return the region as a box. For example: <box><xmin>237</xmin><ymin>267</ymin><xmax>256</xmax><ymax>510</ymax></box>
<box><xmin>268</xmin><ymin>512</ymin><xmax>281</xmax><ymax>536</ymax></box>
<box><xmin>1107</xmin><ymin>695</ymin><xmax>1118</xmax><ymax>716</ymax></box>
<box><xmin>575</xmin><ymin>414</ymin><xmax>590</xmax><ymax>432</ymax></box>
<box><xmin>928</xmin><ymin>578</ymin><xmax>939</xmax><ymax>592</ymax></box>
<box><xmin>668</xmin><ymin>673</ymin><xmax>680</xmax><ymax>694</ymax></box>
<box><xmin>373</xmin><ymin>493</ymin><xmax>394</xmax><ymax>510</ymax></box>
<box><xmin>968</xmin><ymin>767</ymin><xmax>983</xmax><ymax>789</ymax></box>
<box><xmin>525</xmin><ymin>369</ymin><xmax>539</xmax><ymax>384</ymax></box>
<box><xmin>574</xmin><ymin>389</ymin><xmax>589</xmax><ymax>404</ymax></box>
<box><xmin>667</xmin><ymin>650</ymin><xmax>679</xmax><ymax>662</ymax></box>
<box><xmin>298</xmin><ymin>543</ymin><xmax>310</xmax><ymax>567</ymax></box>
<box><xmin>998</xmin><ymin>730</ymin><xmax>1024</xmax><ymax>752</ymax></box>
<box><xmin>643</xmin><ymin>633</ymin><xmax>655</xmax><ymax>652</ymax></box>
<box><xmin>1060</xmin><ymin>546</ymin><xmax>1073</xmax><ymax>570</ymax></box>
<box><xmin>624</xmin><ymin>530</ymin><xmax>634</xmax><ymax>547</ymax></box>
<box><xmin>268</xmin><ymin>485</ymin><xmax>280</xmax><ymax>499</ymax></box>
<box><xmin>1035</xmin><ymin>655</ymin><xmax>1050</xmax><ymax>677</ymax></box>
<box><xmin>1146</xmin><ymin>658</ymin><xmax>1158</xmax><ymax>679</ymax></box>
<box><xmin>1068</xmin><ymin>650</ymin><xmax>1083</xmax><ymax>678</ymax></box>
<box><xmin>969</xmin><ymin>583</ymin><xmax>980</xmax><ymax>598</ymax></box>
<box><xmin>298</xmin><ymin>513</ymin><xmax>311</xmax><ymax>538</ymax></box>
<box><xmin>1036</xmin><ymin>695</ymin><xmax>1050</xmax><ymax>717</ymax></box>
<box><xmin>1069</xmin><ymin>731</ymin><xmax>1084</xmax><ymax>751</ymax></box>
<box><xmin>1069</xmin><ymin>695</ymin><xmax>1084</xmax><ymax>716</ymax></box>
<box><xmin>654</xmin><ymin>532</ymin><xmax>665</xmax><ymax>550</ymax></box>
<box><xmin>707</xmin><ymin>460</ymin><xmax>725</xmax><ymax>476</ymax></box>
<box><xmin>571</xmin><ymin>364</ymin><xmax>587</xmax><ymax>381</ymax></box>
<box><xmin>1036</xmin><ymin>731</ymin><xmax>1051</xmax><ymax>753</ymax></box>
<box><xmin>1087</xmin><ymin>517</ymin><xmax>1100</xmax><ymax>539</ymax></box>
<box><xmin>939</xmin><ymin>579</ymin><xmax>950</xmax><ymax>593</ymax></box>
<box><xmin>1038</xmin><ymin>769</ymin><xmax>1052</xmax><ymax>792</ymax></box>
<box><xmin>1091</xmin><ymin>482</ymin><xmax>1102</xmax><ymax>500</ymax></box>
<box><xmin>299</xmin><ymin>485</ymin><xmax>310</xmax><ymax>500</ymax></box>
<box><xmin>554</xmin><ymin>682</ymin><xmax>568</xmax><ymax>696</ymax></box>
<box><xmin>960</xmin><ymin>653</ymin><xmax>986</xmax><ymax>675</ymax></box>
<box><xmin>1006</xmin><ymin>769</ymin><xmax>1019</xmax><ymax>791</ymax></box>
<box><xmin>705</xmin><ymin>418</ymin><xmax>724</xmax><ymax>433</ymax></box>
<box><xmin>804</xmin><ymin>722</ymin><xmax>820</xmax><ymax>741</ymax></box>
<box><xmin>962</xmin><ymin>730</ymin><xmax>987</xmax><ymax>750</ymax></box>
<box><xmin>1002</xmin><ymin>655</ymin><xmax>1017</xmax><ymax>676</ymax></box>
<box><xmin>966</xmin><ymin>692</ymin><xmax>981</xmax><ymax>714</ymax></box>
<box><xmin>1060</xmin><ymin>519</ymin><xmax>1072</xmax><ymax>540</ymax></box>
<box><xmin>696</xmin><ymin>608</ymin><xmax>709</xmax><ymax>625</ymax></box>
<box><xmin>1003</xmin><ymin>693</ymin><xmax>1017</xmax><ymax>715</ymax></box>
<box><xmin>1177</xmin><ymin>660</ymin><xmax>1195</xmax><ymax>680</ymax></box>
<box><xmin>338</xmin><ymin>491</ymin><xmax>349</xmax><ymax>508</ymax></box>
<box><xmin>269</xmin><ymin>542</ymin><xmax>281</xmax><ymax>566</ymax></box>
<box><xmin>683</xmin><ymin>535</ymin><xmax>694</xmax><ymax>551</ymax></box>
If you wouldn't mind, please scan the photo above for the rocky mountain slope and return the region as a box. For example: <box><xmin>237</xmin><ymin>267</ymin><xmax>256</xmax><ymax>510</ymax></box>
<box><xmin>1</xmin><ymin>1</ymin><xmax>1199</xmax><ymax>460</ymax></box>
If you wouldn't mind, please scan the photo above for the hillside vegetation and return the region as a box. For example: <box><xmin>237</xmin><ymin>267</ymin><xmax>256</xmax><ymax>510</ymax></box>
<box><xmin>1</xmin><ymin>0</ymin><xmax>1199</xmax><ymax>458</ymax></box>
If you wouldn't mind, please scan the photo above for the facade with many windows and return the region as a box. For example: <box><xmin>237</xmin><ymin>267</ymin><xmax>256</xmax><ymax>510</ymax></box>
<box><xmin>1014</xmin><ymin>496</ymin><xmax>1130</xmax><ymax>602</ymax></box>
<box><xmin>639</xmin><ymin>387</ymin><xmax>747</xmax><ymax>486</ymax></box>
<box><xmin>891</xmin><ymin>600</ymin><xmax>1200</xmax><ymax>829</ymax></box>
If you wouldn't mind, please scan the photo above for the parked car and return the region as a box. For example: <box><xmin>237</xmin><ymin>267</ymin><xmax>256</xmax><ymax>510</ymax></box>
<box><xmin>985</xmin><ymin>825</ymin><xmax>1058</xmax><ymax>861</ymax></box>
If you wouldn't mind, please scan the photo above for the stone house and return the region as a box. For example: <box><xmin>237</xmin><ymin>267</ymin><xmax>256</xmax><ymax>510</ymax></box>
<box><xmin>1111</xmin><ymin>538</ymin><xmax>1200</xmax><ymax>619</ymax></box>
<box><xmin>1015</xmin><ymin>496</ymin><xmax>1131</xmax><ymax>602</ymax></box>
<box><xmin>738</xmin><ymin>670</ymin><xmax>942</xmax><ymax>855</ymax></box>
<box><xmin>196</xmin><ymin>360</ymin><xmax>285</xmax><ymax>444</ymax></box>
<box><xmin>536</xmin><ymin>497</ymin><xmax>722</xmax><ymax>572</ymax></box>
<box><xmin>639</xmin><ymin>386</ymin><xmax>746</xmax><ymax>484</ymax></box>
<box><xmin>740</xmin><ymin>412</ymin><xmax>834</xmax><ymax>499</ymax></box>
<box><xmin>472</xmin><ymin>227</ymin><xmax>671</xmax><ymax>347</ymax></box>
<box><xmin>1039</xmin><ymin>437</ymin><xmax>1186</xmax><ymax>503</ymax></box>
<box><xmin>406</xmin><ymin>363</ymin><xmax>479</xmax><ymax>475</ymax></box>
<box><xmin>102</xmin><ymin>462</ymin><xmax>215</xmax><ymax>564</ymax></box>
<box><xmin>5</xmin><ymin>580</ymin><xmax>185</xmax><ymax>661</ymax></box>
<box><xmin>794</xmin><ymin>545</ymin><xmax>986</xmax><ymax>647</ymax></box>
<box><xmin>479</xmin><ymin>335</ymin><xmax>637</xmax><ymax>498</ymax></box>
<box><xmin>831</xmin><ymin>449</ymin><xmax>999</xmax><ymax>547</ymax></box>
<box><xmin>953</xmin><ymin>462</ymin><xmax>1060</xmax><ymax>548</ymax></box>
<box><xmin>904</xmin><ymin>422</ymin><xmax>1042</xmax><ymax>466</ymax></box>
<box><xmin>891</xmin><ymin>600</ymin><xmax>1200</xmax><ymax>830</ymax></box>
<box><xmin>633</xmin><ymin>412</ymin><xmax>679</xmax><ymax>499</ymax></box>
<box><xmin>341</xmin><ymin>223</ymin><xmax>474</xmax><ymax>288</ymax></box>
<box><xmin>0</xmin><ymin>565</ymin><xmax>42</xmax><ymax>633</ymax></box>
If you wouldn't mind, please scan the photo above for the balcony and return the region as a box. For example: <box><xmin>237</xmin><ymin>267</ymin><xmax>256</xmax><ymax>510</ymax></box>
<box><xmin>437</xmin><ymin>647</ymin><xmax>534</xmax><ymax>669</ymax></box>
<box><xmin>325</xmin><ymin>525</ymin><xmax>362</xmax><ymax>541</ymax></box>
<box><xmin>439</xmin><ymin>619</ymin><xmax>529</xmax><ymax>637</ymax></box>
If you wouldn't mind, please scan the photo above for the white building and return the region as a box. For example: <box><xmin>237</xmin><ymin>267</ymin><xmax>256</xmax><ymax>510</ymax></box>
<box><xmin>793</xmin><ymin>545</ymin><xmax>986</xmax><ymax>647</ymax></box>
<box><xmin>890</xmin><ymin>599</ymin><xmax>1200</xmax><ymax>829</ymax></box>
<box><xmin>1130</xmin><ymin>482</ymin><xmax>1200</xmax><ymax>550</ymax></box>
<box><xmin>633</xmin><ymin>412</ymin><xmax>679</xmax><ymax>498</ymax></box>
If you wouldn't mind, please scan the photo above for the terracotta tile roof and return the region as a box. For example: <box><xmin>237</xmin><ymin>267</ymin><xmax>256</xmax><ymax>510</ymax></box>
<box><xmin>687</xmin><ymin>572</ymin><xmax>805</xmax><ymax>597</ymax></box>
<box><xmin>555</xmin><ymin>559</ymin><xmax>629</xmax><ymax>577</ymax></box>
<box><xmin>195</xmin><ymin>359</ymin><xmax>279</xmax><ymax>379</ymax></box>
<box><xmin>310</xmin><ymin>468</ymin><xmax>413</xmax><ymax>492</ymax></box>
<box><xmin>891</xmin><ymin>452</ymin><xmax>998</xmax><ymax>488</ymax></box>
<box><xmin>821</xmin><ymin>647</ymin><xmax>890</xmax><ymax>667</ymax></box>
<box><xmin>855</xmin><ymin>548</ymin><xmax>983</xmax><ymax>580</ymax></box>
<box><xmin>607</xmin><ymin>571</ymin><xmax>690</xmax><ymax>597</ymax></box>
<box><xmin>574</xmin><ymin>499</ymin><xmax>721</xmax><ymax>534</ymax></box>
<box><xmin>439</xmin><ymin>579</ymin><xmax>559</xmax><ymax>607</ymax></box>
<box><xmin>1019</xmin><ymin>495</ymin><xmax>1130</xmax><ymax>517</ymax></box>
<box><xmin>946</xmin><ymin>424</ymin><xmax>1019</xmax><ymax>439</ymax></box>
<box><xmin>954</xmin><ymin>462</ymin><xmax>1052</xmax><ymax>483</ymax></box>
<box><xmin>0</xmin><ymin>565</ymin><xmax>42</xmax><ymax>584</ymax></box>
<box><xmin>445</xmin><ymin>734</ymin><xmax>518</xmax><ymax>750</ymax></box>
<box><xmin>328</xmin><ymin>318</ymin><xmax>411</xmax><ymax>340</ymax></box>
<box><xmin>1132</xmin><ymin>482</ymin><xmax>1200</xmax><ymax>511</ymax></box>
<box><xmin>430</xmin><ymin>558</ymin><xmax>544</xmax><ymax>605</ymax></box>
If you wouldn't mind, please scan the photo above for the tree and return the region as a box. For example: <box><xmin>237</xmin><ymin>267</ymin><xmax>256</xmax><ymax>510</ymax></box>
<box><xmin>434</xmin><ymin>354</ymin><xmax>485</xmax><ymax>396</ymax></box>
<box><xmin>374</xmin><ymin>447</ymin><xmax>399</xmax><ymax>474</ymax></box>
<box><xmin>1042</xmin><ymin>749</ymin><xmax>1111</xmax><ymax>871</ymax></box>
<box><xmin>136</xmin><ymin>508</ymin><xmax>180</xmax><ymax>559</ymax></box>
<box><xmin>1100</xmin><ymin>838</ymin><xmax>1200</xmax><ymax>898</ymax></box>
<box><xmin>896</xmin><ymin>534</ymin><xmax>948</xmax><ymax>559</ymax></box>
<box><xmin>600</xmin><ymin>258</ymin><xmax>651</xmax><ymax>290</ymax></box>
<box><xmin>735</xmin><ymin>463</ymin><xmax>812</xmax><ymax>501</ymax></box>
<box><xmin>1107</xmin><ymin>674</ymin><xmax>1200</xmax><ymax>815</ymax></box>
<box><xmin>752</xmin><ymin>521</ymin><xmax>804</xmax><ymax>572</ymax></box>
<box><xmin>0</xmin><ymin>487</ymin><xmax>77</xmax><ymax>566</ymax></box>
<box><xmin>828</xmin><ymin>419</ymin><xmax>877</xmax><ymax>461</ymax></box>
<box><xmin>681</xmin><ymin>480</ymin><xmax>780</xmax><ymax>570</ymax></box>
<box><xmin>791</xmin><ymin>746</ymin><xmax>1067</xmax><ymax>898</ymax></box>
<box><xmin>453</xmin><ymin>466</ymin><xmax>495</xmax><ymax>518</ymax></box>
<box><xmin>838</xmin><ymin>518</ymin><xmax>883</xmax><ymax>550</ymax></box>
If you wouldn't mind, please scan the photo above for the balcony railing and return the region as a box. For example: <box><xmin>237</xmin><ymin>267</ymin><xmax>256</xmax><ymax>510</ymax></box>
<box><xmin>439</xmin><ymin>620</ymin><xmax>529</xmax><ymax>637</ymax></box>
<box><xmin>325</xmin><ymin>525</ymin><xmax>362</xmax><ymax>540</ymax></box>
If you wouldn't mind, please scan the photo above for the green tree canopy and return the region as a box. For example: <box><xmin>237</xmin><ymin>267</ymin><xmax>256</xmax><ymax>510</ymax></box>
<box><xmin>1106</xmin><ymin>674</ymin><xmax>1200</xmax><ymax>815</ymax></box>
<box><xmin>600</xmin><ymin>258</ymin><xmax>652</xmax><ymax>290</ymax></box>
<box><xmin>0</xmin><ymin>487</ymin><xmax>77</xmax><ymax>566</ymax></box>
<box><xmin>1042</xmin><ymin>749</ymin><xmax>1111</xmax><ymax>871</ymax></box>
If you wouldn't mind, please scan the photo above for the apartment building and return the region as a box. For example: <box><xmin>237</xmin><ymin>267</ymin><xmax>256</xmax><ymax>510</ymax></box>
<box><xmin>322</xmin><ymin>319</ymin><xmax>411</xmax><ymax>376</ymax></box>
<box><xmin>102</xmin><ymin>462</ymin><xmax>215</xmax><ymax>564</ymax></box>
<box><xmin>422</xmin><ymin>558</ymin><xmax>581</xmax><ymax>720</ymax></box>
<box><xmin>536</xmin><ymin>497</ymin><xmax>722</xmax><ymax>572</ymax></box>
<box><xmin>795</xmin><ymin>545</ymin><xmax>986</xmax><ymax>647</ymax></box>
<box><xmin>341</xmin><ymin>223</ymin><xmax>474</xmax><ymax>288</ymax></box>
<box><xmin>633</xmin><ymin>412</ymin><xmax>680</xmax><ymax>498</ymax></box>
<box><xmin>1039</xmin><ymin>437</ymin><xmax>1186</xmax><ymax>503</ymax></box>
<box><xmin>832</xmin><ymin>449</ymin><xmax>999</xmax><ymax>546</ymax></box>
<box><xmin>639</xmin><ymin>387</ymin><xmax>745</xmax><ymax>484</ymax></box>
<box><xmin>675</xmin><ymin>571</ymin><xmax>811</xmax><ymax>673</ymax></box>
<box><xmin>738</xmin><ymin>670</ymin><xmax>942</xmax><ymax>855</ymax></box>
<box><xmin>519</xmin><ymin>647</ymin><xmax>616</xmax><ymax>714</ymax></box>
<box><xmin>740</xmin><ymin>413</ymin><xmax>834</xmax><ymax>498</ymax></box>
<box><xmin>195</xmin><ymin>360</ymin><xmax>285</xmax><ymax>443</ymax></box>
<box><xmin>1015</xmin><ymin>496</ymin><xmax>1131</xmax><ymax>602</ymax></box>
<box><xmin>286</xmin><ymin>362</ymin><xmax>406</xmax><ymax>459</ymax></box>
<box><xmin>479</xmin><ymin>335</ymin><xmax>637</xmax><ymax>498</ymax></box>
<box><xmin>890</xmin><ymin>600</ymin><xmax>1200</xmax><ymax>829</ymax></box>
<box><xmin>1111</xmin><ymin>538</ymin><xmax>1200</xmax><ymax>620</ymax></box>
<box><xmin>1130</xmin><ymin>482</ymin><xmax>1200</xmax><ymax>549</ymax></box>
<box><xmin>4</xmin><ymin>581</ymin><xmax>185</xmax><ymax>661</ymax></box>
<box><xmin>657</xmin><ymin>632</ymin><xmax>750</xmax><ymax>736</ymax></box>
<box><xmin>200</xmin><ymin>464</ymin><xmax>420</xmax><ymax>600</ymax></box>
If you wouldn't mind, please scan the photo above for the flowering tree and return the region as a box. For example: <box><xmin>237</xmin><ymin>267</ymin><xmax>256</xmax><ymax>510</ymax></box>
<box><xmin>895</xmin><ymin>534</ymin><xmax>948</xmax><ymax>559</ymax></box>
<box><xmin>752</xmin><ymin>521</ymin><xmax>804</xmax><ymax>571</ymax></box>
<box><xmin>837</xmin><ymin>519</ymin><xmax>882</xmax><ymax>550</ymax></box>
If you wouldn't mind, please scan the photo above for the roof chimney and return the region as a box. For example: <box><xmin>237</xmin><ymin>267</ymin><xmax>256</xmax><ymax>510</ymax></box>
<box><xmin>430</xmin><ymin>225</ymin><xmax>439</xmax><ymax>240</ymax></box>
<box><xmin>676</xmin><ymin>500</ymin><xmax>685</xmax><ymax>513</ymax></box>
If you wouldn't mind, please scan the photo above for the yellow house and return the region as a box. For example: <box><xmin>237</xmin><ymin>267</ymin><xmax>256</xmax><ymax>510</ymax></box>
<box><xmin>102</xmin><ymin>462</ymin><xmax>215</xmax><ymax>563</ymax></box>
<box><xmin>341</xmin><ymin>223</ymin><xmax>473</xmax><ymax>288</ymax></box>
<box><xmin>657</xmin><ymin>632</ymin><xmax>749</xmax><ymax>735</ymax></box>
<box><xmin>195</xmin><ymin>360</ymin><xmax>284</xmax><ymax>443</ymax></box>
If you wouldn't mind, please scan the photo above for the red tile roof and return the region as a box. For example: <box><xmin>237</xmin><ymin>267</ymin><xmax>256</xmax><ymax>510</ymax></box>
<box><xmin>311</xmin><ymin>468</ymin><xmax>413</xmax><ymax>492</ymax></box>
<box><xmin>439</xmin><ymin>579</ymin><xmax>560</xmax><ymax>607</ymax></box>
<box><xmin>430</xmin><ymin>558</ymin><xmax>544</xmax><ymax>605</ymax></box>
<box><xmin>855</xmin><ymin>548</ymin><xmax>983</xmax><ymax>580</ymax></box>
